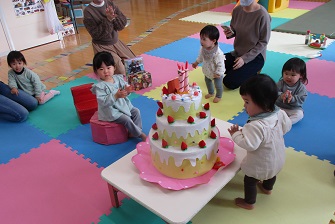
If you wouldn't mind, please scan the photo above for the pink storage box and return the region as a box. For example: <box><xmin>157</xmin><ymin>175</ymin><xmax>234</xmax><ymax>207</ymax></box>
<box><xmin>90</xmin><ymin>112</ymin><xmax>128</xmax><ymax>145</ymax></box>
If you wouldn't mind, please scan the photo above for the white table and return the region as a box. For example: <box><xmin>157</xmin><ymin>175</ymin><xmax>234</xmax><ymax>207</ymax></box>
<box><xmin>101</xmin><ymin>119</ymin><xmax>246</xmax><ymax>224</ymax></box>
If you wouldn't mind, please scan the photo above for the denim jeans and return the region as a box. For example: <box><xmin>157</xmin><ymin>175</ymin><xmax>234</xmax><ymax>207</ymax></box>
<box><xmin>223</xmin><ymin>53</ymin><xmax>265</xmax><ymax>90</ymax></box>
<box><xmin>0</xmin><ymin>82</ymin><xmax>38</xmax><ymax>122</ymax></box>
<box><xmin>205</xmin><ymin>75</ymin><xmax>224</xmax><ymax>98</ymax></box>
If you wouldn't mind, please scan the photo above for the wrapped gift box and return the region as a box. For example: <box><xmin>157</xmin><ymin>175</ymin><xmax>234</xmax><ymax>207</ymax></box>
<box><xmin>127</xmin><ymin>71</ymin><xmax>152</xmax><ymax>91</ymax></box>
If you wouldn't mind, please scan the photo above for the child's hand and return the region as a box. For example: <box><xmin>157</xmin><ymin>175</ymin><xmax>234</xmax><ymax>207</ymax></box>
<box><xmin>214</xmin><ymin>74</ymin><xmax>221</xmax><ymax>79</ymax></box>
<box><xmin>286</xmin><ymin>90</ymin><xmax>292</xmax><ymax>103</ymax></box>
<box><xmin>125</xmin><ymin>85</ymin><xmax>134</xmax><ymax>93</ymax></box>
<box><xmin>228</xmin><ymin>124</ymin><xmax>240</xmax><ymax>136</ymax></box>
<box><xmin>282</xmin><ymin>90</ymin><xmax>292</xmax><ymax>103</ymax></box>
<box><xmin>116</xmin><ymin>89</ymin><xmax>128</xmax><ymax>99</ymax></box>
<box><xmin>192</xmin><ymin>62</ymin><xmax>198</xmax><ymax>69</ymax></box>
<box><xmin>10</xmin><ymin>88</ymin><xmax>19</xmax><ymax>96</ymax></box>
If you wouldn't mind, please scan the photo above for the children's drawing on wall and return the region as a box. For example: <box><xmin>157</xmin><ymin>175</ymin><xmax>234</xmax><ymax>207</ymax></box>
<box><xmin>12</xmin><ymin>0</ymin><xmax>44</xmax><ymax>17</ymax></box>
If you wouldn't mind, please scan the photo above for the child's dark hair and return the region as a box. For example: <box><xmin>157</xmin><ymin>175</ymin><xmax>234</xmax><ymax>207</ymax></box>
<box><xmin>200</xmin><ymin>25</ymin><xmax>219</xmax><ymax>45</ymax></box>
<box><xmin>92</xmin><ymin>51</ymin><xmax>115</xmax><ymax>73</ymax></box>
<box><xmin>240</xmin><ymin>74</ymin><xmax>278</xmax><ymax>112</ymax></box>
<box><xmin>7</xmin><ymin>51</ymin><xmax>27</xmax><ymax>66</ymax></box>
<box><xmin>282</xmin><ymin>57</ymin><xmax>308</xmax><ymax>85</ymax></box>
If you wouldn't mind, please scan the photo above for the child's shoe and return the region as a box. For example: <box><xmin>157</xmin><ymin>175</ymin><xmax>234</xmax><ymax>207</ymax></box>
<box><xmin>235</xmin><ymin>198</ymin><xmax>254</xmax><ymax>210</ymax></box>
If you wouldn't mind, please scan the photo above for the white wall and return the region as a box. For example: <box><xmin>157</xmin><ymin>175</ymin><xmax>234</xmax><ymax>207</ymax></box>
<box><xmin>0</xmin><ymin>0</ymin><xmax>59</xmax><ymax>52</ymax></box>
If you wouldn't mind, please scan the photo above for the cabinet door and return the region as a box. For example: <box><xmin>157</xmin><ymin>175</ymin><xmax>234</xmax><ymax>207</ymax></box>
<box><xmin>0</xmin><ymin>9</ymin><xmax>11</xmax><ymax>57</ymax></box>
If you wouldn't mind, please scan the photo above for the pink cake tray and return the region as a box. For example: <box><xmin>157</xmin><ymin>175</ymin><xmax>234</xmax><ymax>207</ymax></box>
<box><xmin>132</xmin><ymin>137</ymin><xmax>236</xmax><ymax>191</ymax></box>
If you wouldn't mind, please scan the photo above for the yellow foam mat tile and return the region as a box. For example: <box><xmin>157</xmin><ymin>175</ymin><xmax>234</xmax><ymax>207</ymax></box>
<box><xmin>192</xmin><ymin>147</ymin><xmax>335</xmax><ymax>224</ymax></box>
<box><xmin>143</xmin><ymin>68</ymin><xmax>244</xmax><ymax>121</ymax></box>
<box><xmin>270</xmin><ymin>8</ymin><xmax>309</xmax><ymax>19</ymax></box>
<box><xmin>180</xmin><ymin>11</ymin><xmax>232</xmax><ymax>25</ymax></box>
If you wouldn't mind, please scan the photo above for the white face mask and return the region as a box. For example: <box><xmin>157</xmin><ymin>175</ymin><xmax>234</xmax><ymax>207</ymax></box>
<box><xmin>240</xmin><ymin>0</ymin><xmax>254</xmax><ymax>6</ymax></box>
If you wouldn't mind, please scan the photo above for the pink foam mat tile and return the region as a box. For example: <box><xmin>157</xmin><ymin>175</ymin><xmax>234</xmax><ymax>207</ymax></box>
<box><xmin>134</xmin><ymin>54</ymin><xmax>187</xmax><ymax>95</ymax></box>
<box><xmin>188</xmin><ymin>25</ymin><xmax>235</xmax><ymax>45</ymax></box>
<box><xmin>289</xmin><ymin>0</ymin><xmax>324</xmax><ymax>10</ymax></box>
<box><xmin>306</xmin><ymin>59</ymin><xmax>335</xmax><ymax>98</ymax></box>
<box><xmin>0</xmin><ymin>139</ymin><xmax>111</xmax><ymax>224</ymax></box>
<box><xmin>210</xmin><ymin>3</ymin><xmax>236</xmax><ymax>13</ymax></box>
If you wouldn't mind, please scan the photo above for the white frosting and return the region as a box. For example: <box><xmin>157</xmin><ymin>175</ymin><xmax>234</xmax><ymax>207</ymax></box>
<box><xmin>155</xmin><ymin>111</ymin><xmax>211</xmax><ymax>139</ymax></box>
<box><xmin>162</xmin><ymin>85</ymin><xmax>202</xmax><ymax>113</ymax></box>
<box><xmin>149</xmin><ymin>126</ymin><xmax>220</xmax><ymax>166</ymax></box>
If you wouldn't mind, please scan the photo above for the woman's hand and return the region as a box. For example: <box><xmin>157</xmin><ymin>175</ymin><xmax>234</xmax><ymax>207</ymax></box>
<box><xmin>233</xmin><ymin>57</ymin><xmax>245</xmax><ymax>70</ymax></box>
<box><xmin>222</xmin><ymin>26</ymin><xmax>234</xmax><ymax>38</ymax></box>
<box><xmin>106</xmin><ymin>5</ymin><xmax>117</xmax><ymax>21</ymax></box>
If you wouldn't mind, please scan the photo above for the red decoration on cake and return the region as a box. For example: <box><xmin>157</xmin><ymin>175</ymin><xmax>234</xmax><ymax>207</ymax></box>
<box><xmin>198</xmin><ymin>140</ymin><xmax>206</xmax><ymax>148</ymax></box>
<box><xmin>204</xmin><ymin>103</ymin><xmax>210</xmax><ymax>110</ymax></box>
<box><xmin>167</xmin><ymin>115</ymin><xmax>174</xmax><ymax>124</ymax></box>
<box><xmin>187</xmin><ymin>116</ymin><xmax>195</xmax><ymax>124</ymax></box>
<box><xmin>181</xmin><ymin>142</ymin><xmax>188</xmax><ymax>151</ymax></box>
<box><xmin>171</xmin><ymin>95</ymin><xmax>177</xmax><ymax>100</ymax></box>
<box><xmin>152</xmin><ymin>123</ymin><xmax>158</xmax><ymax>130</ymax></box>
<box><xmin>167</xmin><ymin>78</ymin><xmax>179</xmax><ymax>94</ymax></box>
<box><xmin>162</xmin><ymin>139</ymin><xmax>168</xmax><ymax>148</ymax></box>
<box><xmin>192</xmin><ymin>82</ymin><xmax>197</xmax><ymax>87</ymax></box>
<box><xmin>157</xmin><ymin>108</ymin><xmax>163</xmax><ymax>117</ymax></box>
<box><xmin>157</xmin><ymin>101</ymin><xmax>163</xmax><ymax>109</ymax></box>
<box><xmin>152</xmin><ymin>132</ymin><xmax>159</xmax><ymax>140</ymax></box>
<box><xmin>162</xmin><ymin>86</ymin><xmax>169</xmax><ymax>95</ymax></box>
<box><xmin>210</xmin><ymin>131</ymin><xmax>217</xmax><ymax>139</ymax></box>
<box><xmin>213</xmin><ymin>161</ymin><xmax>225</xmax><ymax>170</ymax></box>
<box><xmin>211</xmin><ymin>118</ymin><xmax>216</xmax><ymax>127</ymax></box>
<box><xmin>194</xmin><ymin>91</ymin><xmax>199</xmax><ymax>96</ymax></box>
<box><xmin>199</xmin><ymin>112</ymin><xmax>207</xmax><ymax>118</ymax></box>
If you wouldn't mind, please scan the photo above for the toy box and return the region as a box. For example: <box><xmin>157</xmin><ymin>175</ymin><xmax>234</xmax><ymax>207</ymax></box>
<box><xmin>127</xmin><ymin>71</ymin><xmax>152</xmax><ymax>91</ymax></box>
<box><xmin>124</xmin><ymin>57</ymin><xmax>144</xmax><ymax>75</ymax></box>
<box><xmin>70</xmin><ymin>83</ymin><xmax>98</xmax><ymax>124</ymax></box>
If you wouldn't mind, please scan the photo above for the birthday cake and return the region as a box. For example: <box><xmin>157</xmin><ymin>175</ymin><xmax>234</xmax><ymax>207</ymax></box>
<box><xmin>148</xmin><ymin>62</ymin><xmax>221</xmax><ymax>179</ymax></box>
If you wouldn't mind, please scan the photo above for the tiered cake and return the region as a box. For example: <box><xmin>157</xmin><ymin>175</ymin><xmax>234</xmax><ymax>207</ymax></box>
<box><xmin>148</xmin><ymin>63</ymin><xmax>220</xmax><ymax>179</ymax></box>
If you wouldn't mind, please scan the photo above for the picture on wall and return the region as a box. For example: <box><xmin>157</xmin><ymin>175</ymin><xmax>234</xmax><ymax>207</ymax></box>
<box><xmin>12</xmin><ymin>0</ymin><xmax>44</xmax><ymax>17</ymax></box>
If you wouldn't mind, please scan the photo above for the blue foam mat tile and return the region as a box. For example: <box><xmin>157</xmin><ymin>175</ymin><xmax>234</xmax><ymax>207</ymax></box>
<box><xmin>270</xmin><ymin>17</ymin><xmax>291</xmax><ymax>30</ymax></box>
<box><xmin>284</xmin><ymin>93</ymin><xmax>335</xmax><ymax>164</ymax></box>
<box><xmin>318</xmin><ymin>41</ymin><xmax>335</xmax><ymax>62</ymax></box>
<box><xmin>145</xmin><ymin>37</ymin><xmax>234</xmax><ymax>62</ymax></box>
<box><xmin>57</xmin><ymin>95</ymin><xmax>157</xmax><ymax>168</ymax></box>
<box><xmin>0</xmin><ymin>121</ymin><xmax>52</xmax><ymax>164</ymax></box>
<box><xmin>262</xmin><ymin>51</ymin><xmax>301</xmax><ymax>82</ymax></box>
<box><xmin>28</xmin><ymin>76</ymin><xmax>97</xmax><ymax>138</ymax></box>
<box><xmin>228</xmin><ymin>110</ymin><xmax>248</xmax><ymax>127</ymax></box>
<box><xmin>57</xmin><ymin>124</ymin><xmax>143</xmax><ymax>168</ymax></box>
<box><xmin>98</xmin><ymin>198</ymin><xmax>173</xmax><ymax>224</ymax></box>
<box><xmin>228</xmin><ymin>93</ymin><xmax>335</xmax><ymax>165</ymax></box>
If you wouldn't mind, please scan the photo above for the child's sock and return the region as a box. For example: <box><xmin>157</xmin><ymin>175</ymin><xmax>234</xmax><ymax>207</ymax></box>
<box><xmin>39</xmin><ymin>90</ymin><xmax>60</xmax><ymax>104</ymax></box>
<box><xmin>50</xmin><ymin>90</ymin><xmax>60</xmax><ymax>95</ymax></box>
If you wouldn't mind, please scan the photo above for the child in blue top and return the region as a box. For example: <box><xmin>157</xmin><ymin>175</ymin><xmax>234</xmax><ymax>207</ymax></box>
<box><xmin>91</xmin><ymin>51</ymin><xmax>147</xmax><ymax>142</ymax></box>
<box><xmin>275</xmin><ymin>57</ymin><xmax>308</xmax><ymax>124</ymax></box>
<box><xmin>7</xmin><ymin>51</ymin><xmax>60</xmax><ymax>105</ymax></box>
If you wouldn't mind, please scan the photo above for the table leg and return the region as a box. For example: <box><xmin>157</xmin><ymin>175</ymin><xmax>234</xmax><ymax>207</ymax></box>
<box><xmin>107</xmin><ymin>183</ymin><xmax>120</xmax><ymax>208</ymax></box>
